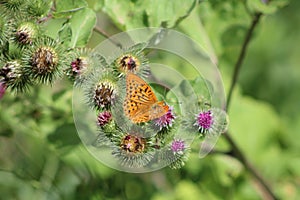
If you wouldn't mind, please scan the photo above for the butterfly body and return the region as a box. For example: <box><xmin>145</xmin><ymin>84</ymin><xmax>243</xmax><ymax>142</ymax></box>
<box><xmin>124</xmin><ymin>73</ymin><xmax>169</xmax><ymax>123</ymax></box>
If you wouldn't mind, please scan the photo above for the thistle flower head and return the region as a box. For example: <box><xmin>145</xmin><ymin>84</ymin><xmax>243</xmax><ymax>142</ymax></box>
<box><xmin>117</xmin><ymin>54</ymin><xmax>140</xmax><ymax>73</ymax></box>
<box><xmin>65</xmin><ymin>48</ymin><xmax>94</xmax><ymax>85</ymax></box>
<box><xmin>120</xmin><ymin>134</ymin><xmax>147</xmax><ymax>153</ymax></box>
<box><xmin>32</xmin><ymin>46</ymin><xmax>58</xmax><ymax>74</ymax></box>
<box><xmin>195</xmin><ymin>110</ymin><xmax>213</xmax><ymax>133</ymax></box>
<box><xmin>93</xmin><ymin>81</ymin><xmax>115</xmax><ymax>110</ymax></box>
<box><xmin>97</xmin><ymin>111</ymin><xmax>112</xmax><ymax>127</ymax></box>
<box><xmin>111</xmin><ymin>131</ymin><xmax>154</xmax><ymax>168</ymax></box>
<box><xmin>162</xmin><ymin>138</ymin><xmax>190</xmax><ymax>169</ymax></box>
<box><xmin>171</xmin><ymin>139</ymin><xmax>185</xmax><ymax>154</ymax></box>
<box><xmin>14</xmin><ymin>21</ymin><xmax>39</xmax><ymax>45</ymax></box>
<box><xmin>23</xmin><ymin>37</ymin><xmax>68</xmax><ymax>84</ymax></box>
<box><xmin>69</xmin><ymin>57</ymin><xmax>89</xmax><ymax>79</ymax></box>
<box><xmin>154</xmin><ymin>106</ymin><xmax>176</xmax><ymax>130</ymax></box>
<box><xmin>85</xmin><ymin>72</ymin><xmax>117</xmax><ymax>111</ymax></box>
<box><xmin>0</xmin><ymin>60</ymin><xmax>31</xmax><ymax>92</ymax></box>
<box><xmin>113</xmin><ymin>43</ymin><xmax>149</xmax><ymax>78</ymax></box>
<box><xmin>194</xmin><ymin>108</ymin><xmax>228</xmax><ymax>136</ymax></box>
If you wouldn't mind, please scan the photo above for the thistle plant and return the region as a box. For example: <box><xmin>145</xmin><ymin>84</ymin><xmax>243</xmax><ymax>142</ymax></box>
<box><xmin>0</xmin><ymin>1</ymin><xmax>290</xmax><ymax>199</ymax></box>
<box><xmin>75</xmin><ymin>43</ymin><xmax>229</xmax><ymax>170</ymax></box>
<box><xmin>0</xmin><ymin>0</ymin><xmax>228</xmax><ymax>170</ymax></box>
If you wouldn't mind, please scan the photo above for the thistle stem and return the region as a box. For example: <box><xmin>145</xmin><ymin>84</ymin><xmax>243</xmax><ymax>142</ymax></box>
<box><xmin>93</xmin><ymin>26</ymin><xmax>122</xmax><ymax>48</ymax></box>
<box><xmin>223</xmin><ymin>12</ymin><xmax>278</xmax><ymax>200</ymax></box>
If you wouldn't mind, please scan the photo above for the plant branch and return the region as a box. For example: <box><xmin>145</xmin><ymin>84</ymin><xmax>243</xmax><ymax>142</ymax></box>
<box><xmin>93</xmin><ymin>26</ymin><xmax>122</xmax><ymax>48</ymax></box>
<box><xmin>223</xmin><ymin>132</ymin><xmax>277</xmax><ymax>200</ymax></box>
<box><xmin>226</xmin><ymin>12</ymin><xmax>262</xmax><ymax>110</ymax></box>
<box><xmin>171</xmin><ymin>0</ymin><xmax>198</xmax><ymax>28</ymax></box>
<box><xmin>223</xmin><ymin>12</ymin><xmax>278</xmax><ymax>200</ymax></box>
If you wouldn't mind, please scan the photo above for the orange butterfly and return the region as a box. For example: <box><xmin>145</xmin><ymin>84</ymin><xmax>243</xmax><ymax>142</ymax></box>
<box><xmin>123</xmin><ymin>72</ymin><xmax>169</xmax><ymax>123</ymax></box>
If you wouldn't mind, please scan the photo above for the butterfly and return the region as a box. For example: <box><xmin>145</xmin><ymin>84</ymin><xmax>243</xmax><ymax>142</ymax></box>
<box><xmin>123</xmin><ymin>72</ymin><xmax>169</xmax><ymax>123</ymax></box>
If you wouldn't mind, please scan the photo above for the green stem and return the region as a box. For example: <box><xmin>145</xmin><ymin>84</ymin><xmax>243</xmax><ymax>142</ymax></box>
<box><xmin>224</xmin><ymin>12</ymin><xmax>278</xmax><ymax>200</ymax></box>
<box><xmin>93</xmin><ymin>26</ymin><xmax>122</xmax><ymax>48</ymax></box>
<box><xmin>226</xmin><ymin>12</ymin><xmax>262</xmax><ymax>110</ymax></box>
<box><xmin>171</xmin><ymin>0</ymin><xmax>198</xmax><ymax>28</ymax></box>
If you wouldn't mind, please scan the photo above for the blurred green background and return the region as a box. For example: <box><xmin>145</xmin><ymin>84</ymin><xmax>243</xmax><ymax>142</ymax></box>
<box><xmin>1</xmin><ymin>0</ymin><xmax>299</xmax><ymax>199</ymax></box>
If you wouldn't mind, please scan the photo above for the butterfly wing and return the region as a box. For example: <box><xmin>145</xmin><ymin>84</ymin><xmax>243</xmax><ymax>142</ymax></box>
<box><xmin>124</xmin><ymin>73</ymin><xmax>167</xmax><ymax>123</ymax></box>
<box><xmin>148</xmin><ymin>101</ymin><xmax>169</xmax><ymax>121</ymax></box>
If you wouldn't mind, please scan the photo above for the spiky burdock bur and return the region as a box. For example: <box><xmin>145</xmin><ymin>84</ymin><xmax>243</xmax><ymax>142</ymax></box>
<box><xmin>168</xmin><ymin>139</ymin><xmax>190</xmax><ymax>169</ymax></box>
<box><xmin>157</xmin><ymin>138</ymin><xmax>190</xmax><ymax>169</ymax></box>
<box><xmin>12</xmin><ymin>21</ymin><xmax>40</xmax><ymax>46</ymax></box>
<box><xmin>193</xmin><ymin>108</ymin><xmax>228</xmax><ymax>137</ymax></box>
<box><xmin>22</xmin><ymin>37</ymin><xmax>68</xmax><ymax>84</ymax></box>
<box><xmin>0</xmin><ymin>10</ymin><xmax>12</xmax><ymax>47</ymax></box>
<box><xmin>93</xmin><ymin>110</ymin><xmax>119</xmax><ymax>147</ymax></box>
<box><xmin>96</xmin><ymin>110</ymin><xmax>118</xmax><ymax>136</ymax></box>
<box><xmin>85</xmin><ymin>72</ymin><xmax>118</xmax><ymax>111</ymax></box>
<box><xmin>111</xmin><ymin>131</ymin><xmax>155</xmax><ymax>168</ymax></box>
<box><xmin>24</xmin><ymin>0</ymin><xmax>52</xmax><ymax>18</ymax></box>
<box><xmin>97</xmin><ymin>111</ymin><xmax>113</xmax><ymax>127</ymax></box>
<box><xmin>0</xmin><ymin>0</ymin><xmax>26</xmax><ymax>13</ymax></box>
<box><xmin>180</xmin><ymin>107</ymin><xmax>229</xmax><ymax>141</ymax></box>
<box><xmin>0</xmin><ymin>59</ymin><xmax>31</xmax><ymax>92</ymax></box>
<box><xmin>65</xmin><ymin>49</ymin><xmax>106</xmax><ymax>86</ymax></box>
<box><xmin>112</xmin><ymin>43</ymin><xmax>150</xmax><ymax>78</ymax></box>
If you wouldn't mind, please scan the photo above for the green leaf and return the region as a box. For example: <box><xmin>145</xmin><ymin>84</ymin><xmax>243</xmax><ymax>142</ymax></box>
<box><xmin>58</xmin><ymin>21</ymin><xmax>72</xmax><ymax>47</ymax></box>
<box><xmin>102</xmin><ymin>0</ymin><xmax>196</xmax><ymax>30</ymax></box>
<box><xmin>54</xmin><ymin>0</ymin><xmax>88</xmax><ymax>18</ymax></box>
<box><xmin>69</xmin><ymin>8</ymin><xmax>96</xmax><ymax>47</ymax></box>
<box><xmin>198</xmin><ymin>1</ymin><xmax>250</xmax><ymax>60</ymax></box>
<box><xmin>228</xmin><ymin>90</ymin><xmax>282</xmax><ymax>169</ymax></box>
<box><xmin>144</xmin><ymin>0</ymin><xmax>196</xmax><ymax>27</ymax></box>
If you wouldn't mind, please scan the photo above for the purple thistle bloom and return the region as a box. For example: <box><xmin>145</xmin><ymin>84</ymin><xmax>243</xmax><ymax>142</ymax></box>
<box><xmin>171</xmin><ymin>139</ymin><xmax>185</xmax><ymax>153</ymax></box>
<box><xmin>97</xmin><ymin>111</ymin><xmax>112</xmax><ymax>126</ymax></box>
<box><xmin>194</xmin><ymin>110</ymin><xmax>213</xmax><ymax>133</ymax></box>
<box><xmin>154</xmin><ymin>106</ymin><xmax>176</xmax><ymax>130</ymax></box>
<box><xmin>71</xmin><ymin>58</ymin><xmax>86</xmax><ymax>75</ymax></box>
<box><xmin>0</xmin><ymin>82</ymin><xmax>6</xmax><ymax>100</ymax></box>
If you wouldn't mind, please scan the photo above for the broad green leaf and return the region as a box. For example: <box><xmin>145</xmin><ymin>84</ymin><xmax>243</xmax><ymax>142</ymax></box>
<box><xmin>102</xmin><ymin>0</ymin><xmax>144</xmax><ymax>30</ymax></box>
<box><xmin>54</xmin><ymin>0</ymin><xmax>87</xmax><ymax>18</ymax></box>
<box><xmin>228</xmin><ymin>89</ymin><xmax>283</xmax><ymax>173</ymax></box>
<box><xmin>102</xmin><ymin>0</ymin><xmax>197</xmax><ymax>30</ymax></box>
<box><xmin>144</xmin><ymin>0</ymin><xmax>197</xmax><ymax>28</ymax></box>
<box><xmin>42</xmin><ymin>18</ymin><xmax>66</xmax><ymax>39</ymax></box>
<box><xmin>69</xmin><ymin>8</ymin><xmax>96</xmax><ymax>47</ymax></box>
<box><xmin>198</xmin><ymin>1</ymin><xmax>250</xmax><ymax>60</ymax></box>
<box><xmin>58</xmin><ymin>21</ymin><xmax>72</xmax><ymax>47</ymax></box>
